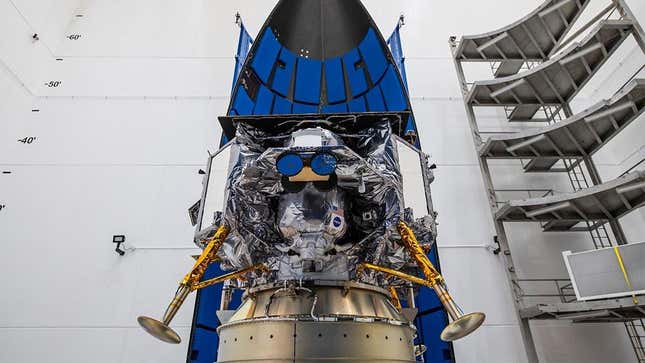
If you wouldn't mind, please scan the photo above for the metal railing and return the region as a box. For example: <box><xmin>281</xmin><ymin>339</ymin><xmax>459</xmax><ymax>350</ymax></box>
<box><xmin>493</xmin><ymin>188</ymin><xmax>555</xmax><ymax>208</ymax></box>
<box><xmin>626</xmin><ymin>319</ymin><xmax>645</xmax><ymax>362</ymax></box>
<box><xmin>489</xmin><ymin>61</ymin><xmax>539</xmax><ymax>78</ymax></box>
<box><xmin>620</xmin><ymin>156</ymin><xmax>645</xmax><ymax>177</ymax></box>
<box><xmin>515</xmin><ymin>278</ymin><xmax>577</xmax><ymax>304</ymax></box>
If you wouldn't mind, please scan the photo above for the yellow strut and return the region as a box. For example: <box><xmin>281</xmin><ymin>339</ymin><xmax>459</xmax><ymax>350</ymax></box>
<box><xmin>358</xmin><ymin>262</ymin><xmax>434</xmax><ymax>288</ymax></box>
<box><xmin>193</xmin><ymin>264</ymin><xmax>269</xmax><ymax>291</ymax></box>
<box><xmin>178</xmin><ymin>225</ymin><xmax>268</xmax><ymax>292</ymax></box>
<box><xmin>181</xmin><ymin>225</ymin><xmax>230</xmax><ymax>290</ymax></box>
<box><xmin>137</xmin><ymin>225</ymin><xmax>269</xmax><ymax>344</ymax></box>
<box><xmin>613</xmin><ymin>246</ymin><xmax>639</xmax><ymax>305</ymax></box>
<box><xmin>396</xmin><ymin>221</ymin><xmax>443</xmax><ymax>286</ymax></box>
<box><xmin>359</xmin><ymin>221</ymin><xmax>486</xmax><ymax>342</ymax></box>
<box><xmin>388</xmin><ymin>286</ymin><xmax>403</xmax><ymax>311</ymax></box>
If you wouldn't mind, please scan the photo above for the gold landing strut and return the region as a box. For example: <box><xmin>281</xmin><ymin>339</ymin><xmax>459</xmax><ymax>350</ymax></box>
<box><xmin>137</xmin><ymin>225</ymin><xmax>268</xmax><ymax>344</ymax></box>
<box><xmin>358</xmin><ymin>221</ymin><xmax>486</xmax><ymax>342</ymax></box>
<box><xmin>397</xmin><ymin>222</ymin><xmax>443</xmax><ymax>286</ymax></box>
<box><xmin>388</xmin><ymin>286</ymin><xmax>403</xmax><ymax>311</ymax></box>
<box><xmin>181</xmin><ymin>225</ymin><xmax>230</xmax><ymax>289</ymax></box>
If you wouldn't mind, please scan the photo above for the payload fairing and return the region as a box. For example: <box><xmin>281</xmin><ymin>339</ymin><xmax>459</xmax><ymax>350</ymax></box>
<box><xmin>138</xmin><ymin>1</ymin><xmax>484</xmax><ymax>361</ymax></box>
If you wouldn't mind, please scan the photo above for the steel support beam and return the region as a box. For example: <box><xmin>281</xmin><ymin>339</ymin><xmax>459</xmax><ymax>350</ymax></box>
<box><xmin>612</xmin><ymin>0</ymin><xmax>645</xmax><ymax>53</ymax></box>
<box><xmin>562</xmin><ymin>104</ymin><xmax>629</xmax><ymax>245</ymax></box>
<box><xmin>450</xmin><ymin>43</ymin><xmax>540</xmax><ymax>363</ymax></box>
<box><xmin>452</xmin><ymin>2</ymin><xmax>645</xmax><ymax>361</ymax></box>
<box><xmin>551</xmin><ymin>3</ymin><xmax>615</xmax><ymax>54</ymax></box>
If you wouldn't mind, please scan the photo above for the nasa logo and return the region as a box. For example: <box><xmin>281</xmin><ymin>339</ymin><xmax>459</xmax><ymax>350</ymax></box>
<box><xmin>332</xmin><ymin>216</ymin><xmax>342</xmax><ymax>228</ymax></box>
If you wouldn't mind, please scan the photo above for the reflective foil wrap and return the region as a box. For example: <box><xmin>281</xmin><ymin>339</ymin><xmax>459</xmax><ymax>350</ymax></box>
<box><xmin>198</xmin><ymin>116</ymin><xmax>436</xmax><ymax>284</ymax></box>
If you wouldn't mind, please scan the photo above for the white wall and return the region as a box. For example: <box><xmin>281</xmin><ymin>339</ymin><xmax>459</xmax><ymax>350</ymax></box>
<box><xmin>0</xmin><ymin>0</ymin><xmax>643</xmax><ymax>362</ymax></box>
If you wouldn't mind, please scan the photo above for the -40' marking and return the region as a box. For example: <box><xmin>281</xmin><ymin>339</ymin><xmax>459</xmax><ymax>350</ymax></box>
<box><xmin>18</xmin><ymin>136</ymin><xmax>37</xmax><ymax>144</ymax></box>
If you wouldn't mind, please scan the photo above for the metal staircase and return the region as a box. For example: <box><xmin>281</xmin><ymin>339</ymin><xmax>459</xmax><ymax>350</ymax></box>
<box><xmin>480</xmin><ymin>81</ymin><xmax>645</xmax><ymax>172</ymax></box>
<box><xmin>562</xmin><ymin>156</ymin><xmax>615</xmax><ymax>249</ymax></box>
<box><xmin>626</xmin><ymin>319</ymin><xmax>645</xmax><ymax>362</ymax></box>
<box><xmin>450</xmin><ymin>0</ymin><xmax>645</xmax><ymax>361</ymax></box>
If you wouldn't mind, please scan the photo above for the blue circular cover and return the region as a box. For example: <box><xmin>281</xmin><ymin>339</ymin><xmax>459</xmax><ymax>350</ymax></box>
<box><xmin>277</xmin><ymin>153</ymin><xmax>304</xmax><ymax>176</ymax></box>
<box><xmin>311</xmin><ymin>153</ymin><xmax>337</xmax><ymax>176</ymax></box>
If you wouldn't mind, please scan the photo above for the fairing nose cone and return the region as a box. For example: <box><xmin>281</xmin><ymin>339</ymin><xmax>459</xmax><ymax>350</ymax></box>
<box><xmin>224</xmin><ymin>0</ymin><xmax>418</xmax><ymax>140</ymax></box>
<box><xmin>269</xmin><ymin>0</ymin><xmax>371</xmax><ymax>59</ymax></box>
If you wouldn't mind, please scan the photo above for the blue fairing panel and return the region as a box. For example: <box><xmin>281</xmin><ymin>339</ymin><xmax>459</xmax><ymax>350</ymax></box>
<box><xmin>226</xmin><ymin>24</ymin><xmax>418</xmax><ymax>139</ymax></box>
<box><xmin>324</xmin><ymin>57</ymin><xmax>346</xmax><ymax>104</ymax></box>
<box><xmin>294</xmin><ymin>57</ymin><xmax>322</xmax><ymax>104</ymax></box>
<box><xmin>254</xmin><ymin>85</ymin><xmax>275</xmax><ymax>115</ymax></box>
<box><xmin>381</xmin><ymin>65</ymin><xmax>407</xmax><ymax>112</ymax></box>
<box><xmin>322</xmin><ymin>103</ymin><xmax>348</xmax><ymax>113</ymax></box>
<box><xmin>272</xmin><ymin>48</ymin><xmax>296</xmax><ymax>97</ymax></box>
<box><xmin>223</xmin><ymin>1</ymin><xmax>420</xmax><ymax>147</ymax></box>
<box><xmin>366</xmin><ymin>86</ymin><xmax>386</xmax><ymax>111</ymax></box>
<box><xmin>358</xmin><ymin>28</ymin><xmax>388</xmax><ymax>83</ymax></box>
<box><xmin>343</xmin><ymin>48</ymin><xmax>368</xmax><ymax>97</ymax></box>
<box><xmin>251</xmin><ymin>28</ymin><xmax>281</xmax><ymax>83</ymax></box>
<box><xmin>348</xmin><ymin>96</ymin><xmax>366</xmax><ymax>112</ymax></box>
<box><xmin>406</xmin><ymin>115</ymin><xmax>416</xmax><ymax>133</ymax></box>
<box><xmin>231</xmin><ymin>85</ymin><xmax>254</xmax><ymax>115</ymax></box>
<box><xmin>387</xmin><ymin>23</ymin><xmax>409</xmax><ymax>90</ymax></box>
<box><xmin>273</xmin><ymin>95</ymin><xmax>293</xmax><ymax>114</ymax></box>
<box><xmin>232</xmin><ymin>23</ymin><xmax>253</xmax><ymax>92</ymax></box>
<box><xmin>293</xmin><ymin>102</ymin><xmax>319</xmax><ymax>114</ymax></box>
